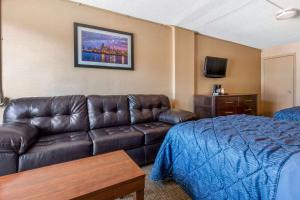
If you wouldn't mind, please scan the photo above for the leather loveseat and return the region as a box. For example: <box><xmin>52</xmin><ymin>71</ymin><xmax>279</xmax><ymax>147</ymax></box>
<box><xmin>0</xmin><ymin>95</ymin><xmax>195</xmax><ymax>176</ymax></box>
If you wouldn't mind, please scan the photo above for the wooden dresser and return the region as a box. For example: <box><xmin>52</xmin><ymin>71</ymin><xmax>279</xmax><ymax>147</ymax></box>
<box><xmin>194</xmin><ymin>94</ymin><xmax>257</xmax><ymax>119</ymax></box>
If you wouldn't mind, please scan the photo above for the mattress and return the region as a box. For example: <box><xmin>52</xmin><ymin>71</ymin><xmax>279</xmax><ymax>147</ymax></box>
<box><xmin>151</xmin><ymin>115</ymin><xmax>300</xmax><ymax>200</ymax></box>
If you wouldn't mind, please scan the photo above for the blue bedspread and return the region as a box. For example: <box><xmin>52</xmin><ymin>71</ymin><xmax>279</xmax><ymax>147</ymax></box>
<box><xmin>274</xmin><ymin>107</ymin><xmax>300</xmax><ymax>122</ymax></box>
<box><xmin>151</xmin><ymin>115</ymin><xmax>300</xmax><ymax>200</ymax></box>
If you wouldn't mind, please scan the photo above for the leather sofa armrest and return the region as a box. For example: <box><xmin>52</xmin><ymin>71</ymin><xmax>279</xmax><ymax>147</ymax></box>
<box><xmin>159</xmin><ymin>109</ymin><xmax>196</xmax><ymax>125</ymax></box>
<box><xmin>0</xmin><ymin>123</ymin><xmax>39</xmax><ymax>154</ymax></box>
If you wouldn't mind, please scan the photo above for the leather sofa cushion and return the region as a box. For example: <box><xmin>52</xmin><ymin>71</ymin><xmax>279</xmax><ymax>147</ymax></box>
<box><xmin>0</xmin><ymin>123</ymin><xmax>39</xmax><ymax>154</ymax></box>
<box><xmin>128</xmin><ymin>95</ymin><xmax>170</xmax><ymax>124</ymax></box>
<box><xmin>133</xmin><ymin>122</ymin><xmax>171</xmax><ymax>145</ymax></box>
<box><xmin>144</xmin><ymin>142</ymin><xmax>162</xmax><ymax>164</ymax></box>
<box><xmin>4</xmin><ymin>95</ymin><xmax>89</xmax><ymax>136</ymax></box>
<box><xmin>87</xmin><ymin>95</ymin><xmax>130</xmax><ymax>129</ymax></box>
<box><xmin>89</xmin><ymin>126</ymin><xmax>144</xmax><ymax>155</ymax></box>
<box><xmin>0</xmin><ymin>153</ymin><xmax>18</xmax><ymax>176</ymax></box>
<box><xmin>18</xmin><ymin>132</ymin><xmax>92</xmax><ymax>171</ymax></box>
<box><xmin>126</xmin><ymin>146</ymin><xmax>145</xmax><ymax>166</ymax></box>
<box><xmin>159</xmin><ymin>109</ymin><xmax>196</xmax><ymax>125</ymax></box>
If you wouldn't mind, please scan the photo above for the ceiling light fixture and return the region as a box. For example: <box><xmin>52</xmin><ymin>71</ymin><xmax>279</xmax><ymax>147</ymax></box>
<box><xmin>265</xmin><ymin>0</ymin><xmax>299</xmax><ymax>20</ymax></box>
<box><xmin>276</xmin><ymin>8</ymin><xmax>298</xmax><ymax>20</ymax></box>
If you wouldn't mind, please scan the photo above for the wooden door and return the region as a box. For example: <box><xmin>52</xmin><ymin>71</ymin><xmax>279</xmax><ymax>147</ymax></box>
<box><xmin>263</xmin><ymin>55</ymin><xmax>295</xmax><ymax>116</ymax></box>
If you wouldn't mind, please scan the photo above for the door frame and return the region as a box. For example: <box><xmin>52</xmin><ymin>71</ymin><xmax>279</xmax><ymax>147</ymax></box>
<box><xmin>261</xmin><ymin>53</ymin><xmax>296</xmax><ymax>115</ymax></box>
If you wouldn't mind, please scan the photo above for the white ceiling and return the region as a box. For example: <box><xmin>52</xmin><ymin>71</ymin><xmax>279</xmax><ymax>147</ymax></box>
<box><xmin>70</xmin><ymin>0</ymin><xmax>300</xmax><ymax>49</ymax></box>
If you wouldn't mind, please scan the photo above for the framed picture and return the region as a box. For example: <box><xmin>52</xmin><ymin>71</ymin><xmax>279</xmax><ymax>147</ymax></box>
<box><xmin>74</xmin><ymin>23</ymin><xmax>134</xmax><ymax>70</ymax></box>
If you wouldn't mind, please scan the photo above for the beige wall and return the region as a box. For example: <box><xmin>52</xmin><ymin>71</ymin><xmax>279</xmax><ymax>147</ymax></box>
<box><xmin>172</xmin><ymin>27</ymin><xmax>195</xmax><ymax>111</ymax></box>
<box><xmin>196</xmin><ymin>34</ymin><xmax>261</xmax><ymax>98</ymax></box>
<box><xmin>1</xmin><ymin>0</ymin><xmax>172</xmax><ymax>117</ymax></box>
<box><xmin>262</xmin><ymin>42</ymin><xmax>300</xmax><ymax>105</ymax></box>
<box><xmin>1</xmin><ymin>0</ymin><xmax>262</xmax><ymax>119</ymax></box>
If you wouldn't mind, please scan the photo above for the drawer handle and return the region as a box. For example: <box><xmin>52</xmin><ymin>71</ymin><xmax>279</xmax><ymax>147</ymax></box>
<box><xmin>245</xmin><ymin>109</ymin><xmax>252</xmax><ymax>111</ymax></box>
<box><xmin>245</xmin><ymin>100</ymin><xmax>253</xmax><ymax>102</ymax></box>
<box><xmin>225</xmin><ymin>111</ymin><xmax>234</xmax><ymax>114</ymax></box>
<box><xmin>225</xmin><ymin>102</ymin><xmax>233</xmax><ymax>104</ymax></box>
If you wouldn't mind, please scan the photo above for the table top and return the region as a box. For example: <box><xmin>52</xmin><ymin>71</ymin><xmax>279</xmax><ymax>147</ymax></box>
<box><xmin>0</xmin><ymin>150</ymin><xmax>145</xmax><ymax>200</ymax></box>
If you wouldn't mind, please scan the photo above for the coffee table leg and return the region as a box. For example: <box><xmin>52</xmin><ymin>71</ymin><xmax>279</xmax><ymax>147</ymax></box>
<box><xmin>136</xmin><ymin>189</ymin><xmax>144</xmax><ymax>200</ymax></box>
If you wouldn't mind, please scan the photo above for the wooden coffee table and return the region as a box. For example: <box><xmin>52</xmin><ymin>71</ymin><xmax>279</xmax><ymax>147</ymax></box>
<box><xmin>0</xmin><ymin>150</ymin><xmax>145</xmax><ymax>200</ymax></box>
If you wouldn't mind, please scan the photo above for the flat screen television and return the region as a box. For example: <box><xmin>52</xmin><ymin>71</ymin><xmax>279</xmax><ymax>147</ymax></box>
<box><xmin>203</xmin><ymin>56</ymin><xmax>228</xmax><ymax>78</ymax></box>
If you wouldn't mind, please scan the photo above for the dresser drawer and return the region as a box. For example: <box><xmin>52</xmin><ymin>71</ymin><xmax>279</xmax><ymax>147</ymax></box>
<box><xmin>216</xmin><ymin>109</ymin><xmax>237</xmax><ymax>116</ymax></box>
<box><xmin>238</xmin><ymin>95</ymin><xmax>257</xmax><ymax>115</ymax></box>
<box><xmin>239</xmin><ymin>95</ymin><xmax>257</xmax><ymax>105</ymax></box>
<box><xmin>215</xmin><ymin>96</ymin><xmax>238</xmax><ymax>110</ymax></box>
<box><xmin>194</xmin><ymin>94</ymin><xmax>257</xmax><ymax>119</ymax></box>
<box><xmin>239</xmin><ymin>107</ymin><xmax>256</xmax><ymax>115</ymax></box>
<box><xmin>215</xmin><ymin>96</ymin><xmax>238</xmax><ymax>116</ymax></box>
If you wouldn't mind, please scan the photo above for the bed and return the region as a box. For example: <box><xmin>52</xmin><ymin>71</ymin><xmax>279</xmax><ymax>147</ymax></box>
<box><xmin>151</xmin><ymin>115</ymin><xmax>300</xmax><ymax>200</ymax></box>
<box><xmin>274</xmin><ymin>107</ymin><xmax>300</xmax><ymax>122</ymax></box>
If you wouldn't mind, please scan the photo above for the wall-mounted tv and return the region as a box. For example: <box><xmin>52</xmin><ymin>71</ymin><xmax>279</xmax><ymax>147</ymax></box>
<box><xmin>203</xmin><ymin>56</ymin><xmax>228</xmax><ymax>78</ymax></box>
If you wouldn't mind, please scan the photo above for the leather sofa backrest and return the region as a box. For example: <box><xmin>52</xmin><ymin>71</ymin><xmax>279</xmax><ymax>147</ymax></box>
<box><xmin>87</xmin><ymin>95</ymin><xmax>130</xmax><ymax>129</ymax></box>
<box><xmin>3</xmin><ymin>95</ymin><xmax>89</xmax><ymax>135</ymax></box>
<box><xmin>128</xmin><ymin>95</ymin><xmax>170</xmax><ymax>124</ymax></box>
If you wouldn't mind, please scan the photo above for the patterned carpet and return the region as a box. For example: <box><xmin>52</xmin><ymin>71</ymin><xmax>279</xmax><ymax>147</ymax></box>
<box><xmin>119</xmin><ymin>165</ymin><xmax>191</xmax><ymax>200</ymax></box>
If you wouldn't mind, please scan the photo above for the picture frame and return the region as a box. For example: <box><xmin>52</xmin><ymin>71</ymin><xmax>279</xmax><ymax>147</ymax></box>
<box><xmin>74</xmin><ymin>23</ymin><xmax>134</xmax><ymax>70</ymax></box>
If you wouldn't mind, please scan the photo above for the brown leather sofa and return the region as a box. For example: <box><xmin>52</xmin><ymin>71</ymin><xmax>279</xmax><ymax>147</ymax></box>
<box><xmin>0</xmin><ymin>95</ymin><xmax>195</xmax><ymax>176</ymax></box>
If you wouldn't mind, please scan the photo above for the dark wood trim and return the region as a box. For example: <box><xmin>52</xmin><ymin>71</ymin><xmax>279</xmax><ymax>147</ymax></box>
<box><xmin>74</xmin><ymin>22</ymin><xmax>134</xmax><ymax>70</ymax></box>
